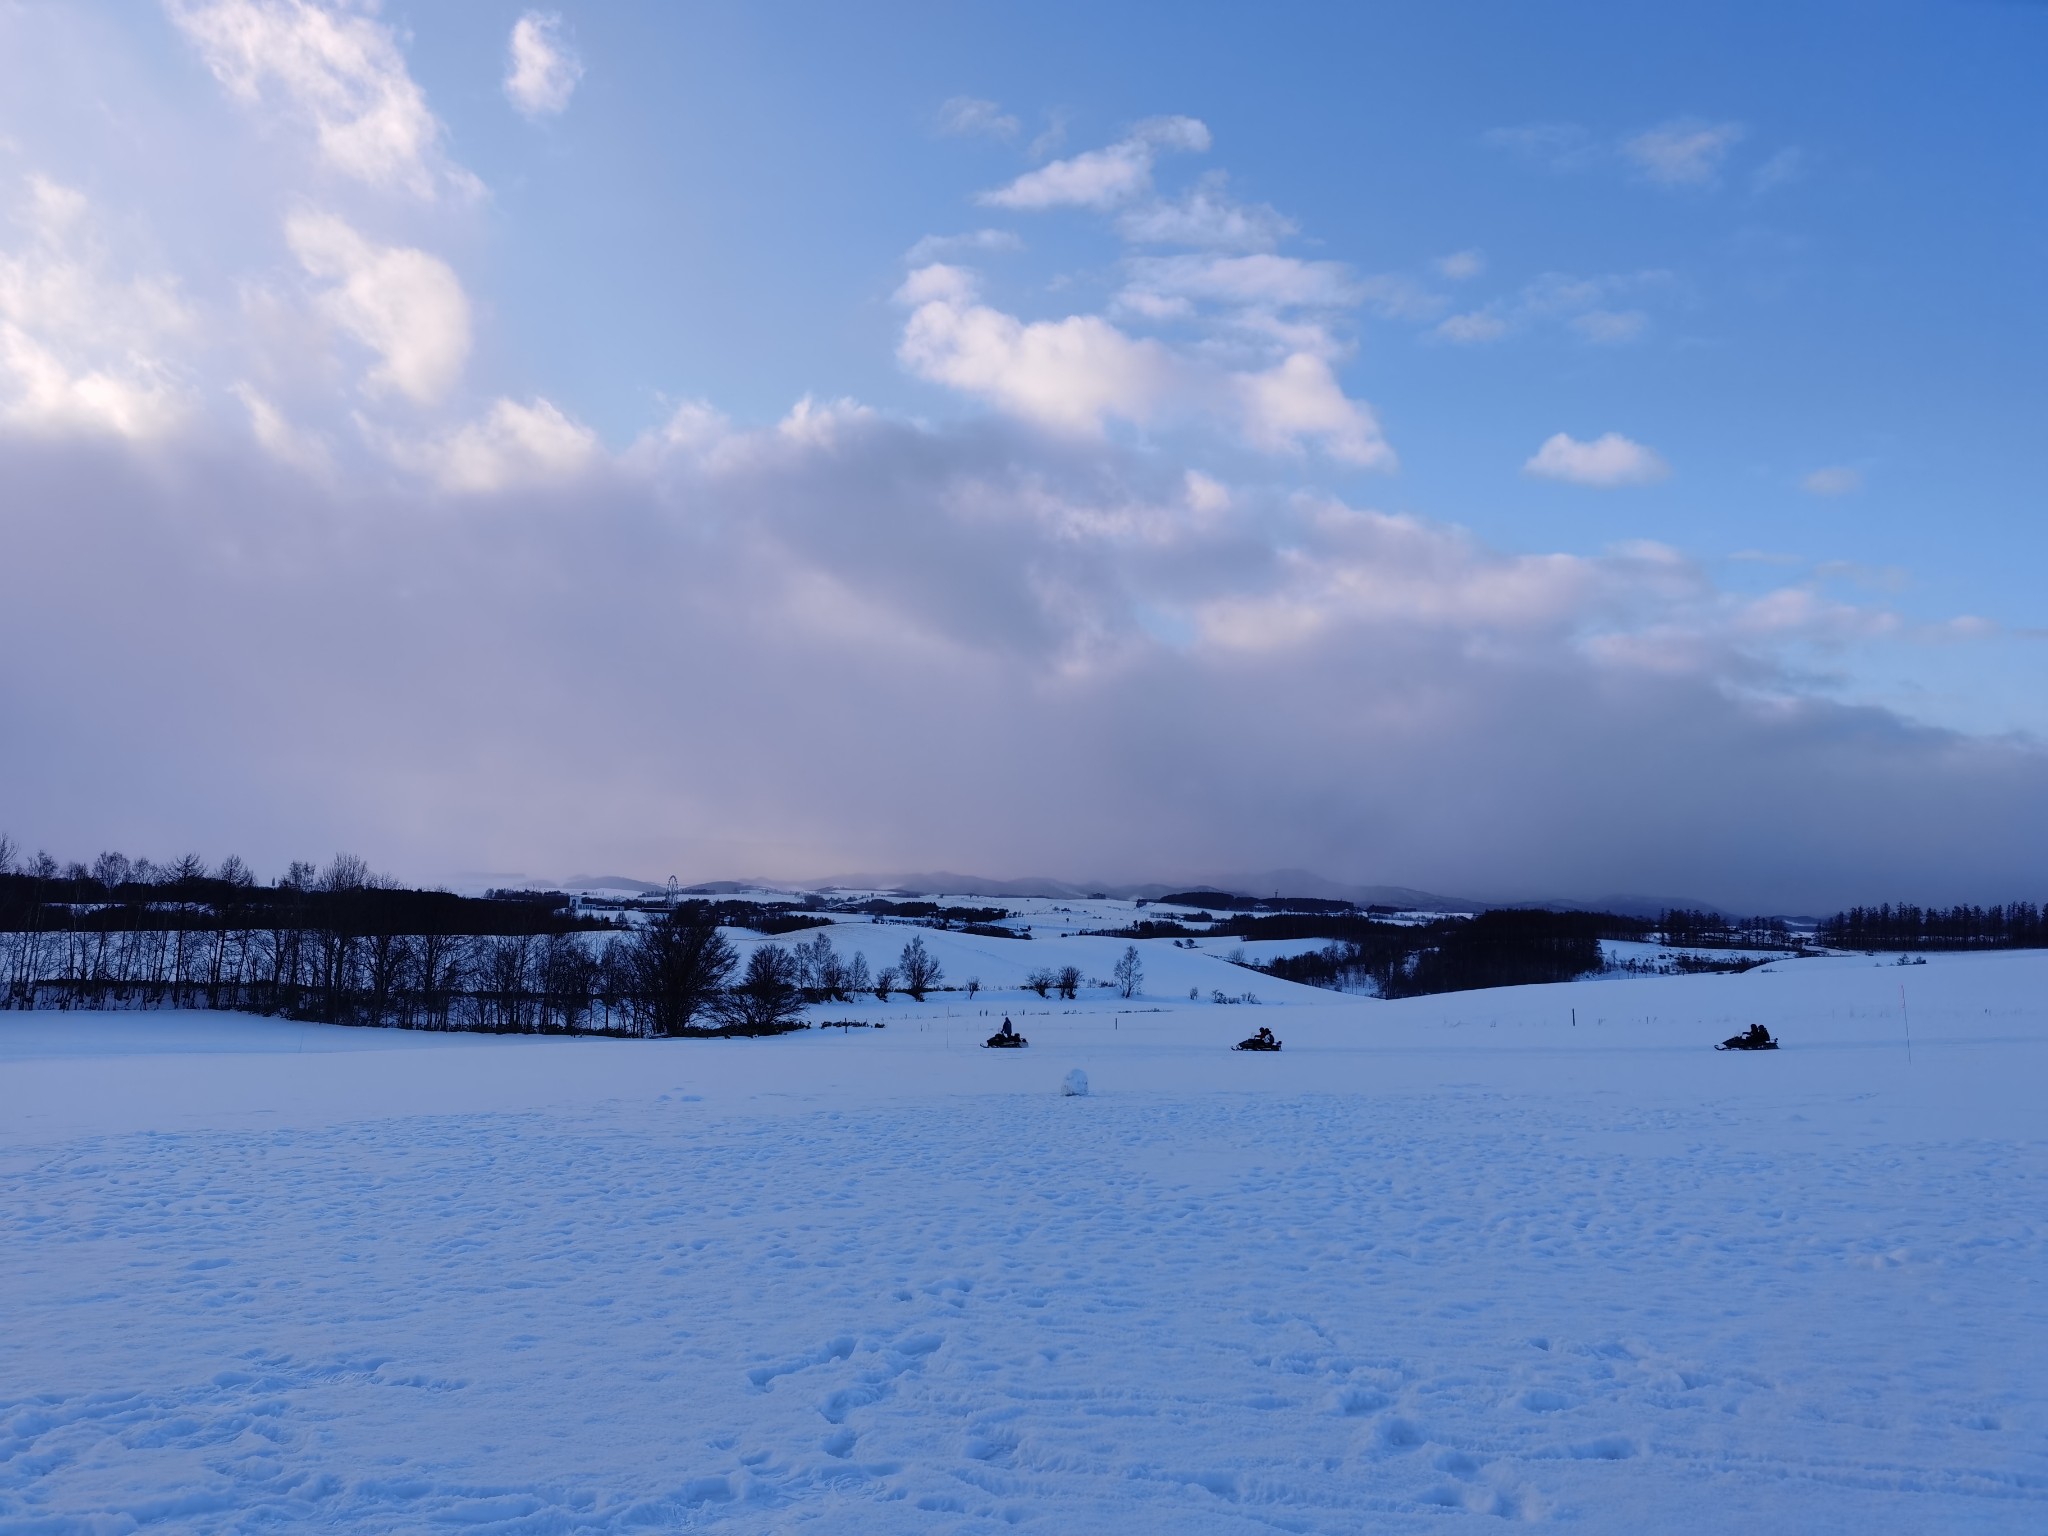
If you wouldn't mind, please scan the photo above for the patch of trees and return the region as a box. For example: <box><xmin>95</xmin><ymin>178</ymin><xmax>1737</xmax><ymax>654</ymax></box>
<box><xmin>780</xmin><ymin>929</ymin><xmax>945</xmax><ymax>1002</ymax></box>
<box><xmin>1025</xmin><ymin>965</ymin><xmax>1084</xmax><ymax>1000</ymax></box>
<box><xmin>1255</xmin><ymin>910</ymin><xmax>1630</xmax><ymax>999</ymax></box>
<box><xmin>0</xmin><ymin>843</ymin><xmax>815</xmax><ymax>1036</ymax></box>
<box><xmin>1816</xmin><ymin>902</ymin><xmax>2048</xmax><ymax>951</ymax></box>
<box><xmin>830</xmin><ymin>899</ymin><xmax>1010</xmax><ymax>927</ymax></box>
<box><xmin>1656</xmin><ymin>909</ymin><xmax>1796</xmax><ymax>950</ymax></box>
<box><xmin>1157</xmin><ymin>891</ymin><xmax>1360</xmax><ymax>915</ymax></box>
<box><xmin>1086</xmin><ymin>919</ymin><xmax>1202</xmax><ymax>940</ymax></box>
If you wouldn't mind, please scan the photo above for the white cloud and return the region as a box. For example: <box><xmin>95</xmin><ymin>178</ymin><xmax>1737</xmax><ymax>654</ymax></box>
<box><xmin>937</xmin><ymin>97</ymin><xmax>1019</xmax><ymax>141</ymax></box>
<box><xmin>1751</xmin><ymin>148</ymin><xmax>1804</xmax><ymax>195</ymax></box>
<box><xmin>657</xmin><ymin>398</ymin><xmax>730</xmax><ymax>452</ymax></box>
<box><xmin>775</xmin><ymin>394</ymin><xmax>874</xmax><ymax>449</ymax></box>
<box><xmin>1435</xmin><ymin>310</ymin><xmax>1508</xmax><ymax>344</ymax></box>
<box><xmin>1183</xmin><ymin>469</ymin><xmax>1231</xmax><ymax>515</ymax></box>
<box><xmin>1122</xmin><ymin>253</ymin><xmax>1361</xmax><ymax>311</ymax></box>
<box><xmin>1116</xmin><ymin>175</ymin><xmax>1295</xmax><ymax>251</ymax></box>
<box><xmin>894</xmin><ymin>262</ymin><xmax>978</xmax><ymax>307</ymax></box>
<box><xmin>1490</xmin><ymin>119</ymin><xmax>1753</xmax><ymax>192</ymax></box>
<box><xmin>1622</xmin><ymin>118</ymin><xmax>1746</xmax><ymax>187</ymax></box>
<box><xmin>1524</xmin><ymin>432</ymin><xmax>1670</xmax><ymax>488</ymax></box>
<box><xmin>895</xmin><ymin>265</ymin><xmax>1175</xmax><ymax>434</ymax></box>
<box><xmin>1130</xmin><ymin>253</ymin><xmax>1351</xmax><ymax>311</ymax></box>
<box><xmin>286</xmin><ymin>210</ymin><xmax>470</xmax><ymax>405</ymax></box>
<box><xmin>392</xmin><ymin>396</ymin><xmax>599</xmax><ymax>492</ymax></box>
<box><xmin>894</xmin><ymin>264</ymin><xmax>1391</xmax><ymax>466</ymax></box>
<box><xmin>1026</xmin><ymin>112</ymin><xmax>1070</xmax><ymax>162</ymax></box>
<box><xmin>1570</xmin><ymin>308</ymin><xmax>1648</xmax><ymax>344</ymax></box>
<box><xmin>979</xmin><ymin>117</ymin><xmax>1210</xmax><ymax>211</ymax></box>
<box><xmin>1434</xmin><ymin>270</ymin><xmax>1671</xmax><ymax>346</ymax></box>
<box><xmin>904</xmin><ymin>229</ymin><xmax>1023</xmax><ymax>265</ymax></box>
<box><xmin>1802</xmin><ymin>466</ymin><xmax>1862</xmax><ymax>496</ymax></box>
<box><xmin>1236</xmin><ymin>353</ymin><xmax>1394</xmax><ymax>468</ymax></box>
<box><xmin>233</xmin><ymin>382</ymin><xmax>330</xmax><ymax>470</ymax></box>
<box><xmin>167</xmin><ymin>0</ymin><xmax>469</xmax><ymax>198</ymax></box>
<box><xmin>1114</xmin><ymin>255</ymin><xmax>1441</xmax><ymax>355</ymax></box>
<box><xmin>1435</xmin><ymin>249</ymin><xmax>1485</xmax><ymax>281</ymax></box>
<box><xmin>505</xmin><ymin>12</ymin><xmax>583</xmax><ymax>119</ymax></box>
<box><xmin>1482</xmin><ymin>123</ymin><xmax>1597</xmax><ymax>171</ymax></box>
<box><xmin>0</xmin><ymin>176</ymin><xmax>190</xmax><ymax>439</ymax></box>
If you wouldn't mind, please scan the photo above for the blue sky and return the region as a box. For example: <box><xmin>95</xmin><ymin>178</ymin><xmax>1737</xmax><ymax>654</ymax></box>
<box><xmin>0</xmin><ymin>1</ymin><xmax>2043</xmax><ymax>907</ymax></box>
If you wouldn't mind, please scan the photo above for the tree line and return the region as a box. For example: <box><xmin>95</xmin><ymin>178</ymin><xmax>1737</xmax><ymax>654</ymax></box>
<box><xmin>0</xmin><ymin>840</ymin><xmax>954</xmax><ymax>1035</ymax></box>
<box><xmin>1816</xmin><ymin>901</ymin><xmax>2048</xmax><ymax>951</ymax></box>
<box><xmin>1255</xmin><ymin>910</ymin><xmax>1618</xmax><ymax>998</ymax></box>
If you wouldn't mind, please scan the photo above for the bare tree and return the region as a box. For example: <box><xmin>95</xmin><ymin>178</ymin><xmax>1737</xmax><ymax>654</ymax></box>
<box><xmin>844</xmin><ymin>950</ymin><xmax>872</xmax><ymax>998</ymax></box>
<box><xmin>1113</xmin><ymin>944</ymin><xmax>1143</xmax><ymax>999</ymax></box>
<box><xmin>1056</xmin><ymin>964</ymin><xmax>1081</xmax><ymax>1001</ymax></box>
<box><xmin>718</xmin><ymin>945</ymin><xmax>805</xmax><ymax>1032</ymax></box>
<box><xmin>897</xmin><ymin>934</ymin><xmax>942</xmax><ymax>1000</ymax></box>
<box><xmin>629</xmin><ymin>903</ymin><xmax>737</xmax><ymax>1036</ymax></box>
<box><xmin>965</xmin><ymin>977</ymin><xmax>980</xmax><ymax>1001</ymax></box>
<box><xmin>873</xmin><ymin>965</ymin><xmax>896</xmax><ymax>1002</ymax></box>
<box><xmin>319</xmin><ymin>853</ymin><xmax>372</xmax><ymax>892</ymax></box>
<box><xmin>0</xmin><ymin>832</ymin><xmax>15</xmax><ymax>876</ymax></box>
<box><xmin>1026</xmin><ymin>967</ymin><xmax>1054</xmax><ymax>998</ymax></box>
<box><xmin>539</xmin><ymin>932</ymin><xmax>596</xmax><ymax>1033</ymax></box>
<box><xmin>796</xmin><ymin>929</ymin><xmax>844</xmax><ymax>1001</ymax></box>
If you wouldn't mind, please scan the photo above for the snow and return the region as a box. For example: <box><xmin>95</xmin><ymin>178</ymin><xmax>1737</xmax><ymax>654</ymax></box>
<box><xmin>3</xmin><ymin>950</ymin><xmax>2045</xmax><ymax>1531</ymax></box>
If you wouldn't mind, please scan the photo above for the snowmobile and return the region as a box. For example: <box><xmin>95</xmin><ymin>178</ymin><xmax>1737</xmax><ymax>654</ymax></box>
<box><xmin>1716</xmin><ymin>1024</ymin><xmax>1779</xmax><ymax>1051</ymax></box>
<box><xmin>983</xmin><ymin>1018</ymin><xmax>1028</xmax><ymax>1049</ymax></box>
<box><xmin>1233</xmin><ymin>1027</ymin><xmax>1282</xmax><ymax>1052</ymax></box>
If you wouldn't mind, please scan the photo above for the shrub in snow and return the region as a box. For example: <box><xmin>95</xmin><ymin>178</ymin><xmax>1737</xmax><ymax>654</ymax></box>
<box><xmin>1062</xmin><ymin>1068</ymin><xmax>1089</xmax><ymax>1097</ymax></box>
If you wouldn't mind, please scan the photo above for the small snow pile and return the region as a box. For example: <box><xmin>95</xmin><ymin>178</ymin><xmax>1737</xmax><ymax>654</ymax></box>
<box><xmin>1061</xmin><ymin>1068</ymin><xmax>1089</xmax><ymax>1097</ymax></box>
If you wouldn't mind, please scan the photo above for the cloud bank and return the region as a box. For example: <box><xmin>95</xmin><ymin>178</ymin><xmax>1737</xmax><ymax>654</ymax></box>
<box><xmin>3</xmin><ymin>412</ymin><xmax>2044</xmax><ymax>912</ymax></box>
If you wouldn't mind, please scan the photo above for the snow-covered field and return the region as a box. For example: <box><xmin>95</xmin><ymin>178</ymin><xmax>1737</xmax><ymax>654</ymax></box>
<box><xmin>3</xmin><ymin>951</ymin><xmax>2044</xmax><ymax>1532</ymax></box>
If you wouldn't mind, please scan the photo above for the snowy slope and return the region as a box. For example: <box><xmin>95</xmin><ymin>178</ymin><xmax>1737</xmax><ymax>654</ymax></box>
<box><xmin>2</xmin><ymin>952</ymin><xmax>2044</xmax><ymax>1532</ymax></box>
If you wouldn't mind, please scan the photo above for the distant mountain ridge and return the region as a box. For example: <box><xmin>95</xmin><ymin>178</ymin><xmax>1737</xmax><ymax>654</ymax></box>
<box><xmin>559</xmin><ymin>868</ymin><xmax>1743</xmax><ymax>918</ymax></box>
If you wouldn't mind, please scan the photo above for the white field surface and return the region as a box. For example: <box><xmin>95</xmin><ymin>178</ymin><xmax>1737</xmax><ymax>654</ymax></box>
<box><xmin>2</xmin><ymin>951</ymin><xmax>2045</xmax><ymax>1533</ymax></box>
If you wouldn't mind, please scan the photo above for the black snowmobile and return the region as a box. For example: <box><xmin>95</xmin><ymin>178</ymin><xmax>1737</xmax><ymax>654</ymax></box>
<box><xmin>1716</xmin><ymin>1023</ymin><xmax>1779</xmax><ymax>1052</ymax></box>
<box><xmin>1233</xmin><ymin>1026</ymin><xmax>1282</xmax><ymax>1052</ymax></box>
<box><xmin>983</xmin><ymin>1018</ymin><xmax>1028</xmax><ymax>1049</ymax></box>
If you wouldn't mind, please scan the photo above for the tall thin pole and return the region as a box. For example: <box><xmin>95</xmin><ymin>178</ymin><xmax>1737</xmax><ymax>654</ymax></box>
<box><xmin>1899</xmin><ymin>982</ymin><xmax>1913</xmax><ymax>1063</ymax></box>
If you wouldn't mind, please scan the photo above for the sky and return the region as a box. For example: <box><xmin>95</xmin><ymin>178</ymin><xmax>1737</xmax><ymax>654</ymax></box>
<box><xmin>0</xmin><ymin>0</ymin><xmax>2044</xmax><ymax>911</ymax></box>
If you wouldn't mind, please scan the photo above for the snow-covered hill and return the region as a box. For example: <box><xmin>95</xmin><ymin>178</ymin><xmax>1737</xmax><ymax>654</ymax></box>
<box><xmin>3</xmin><ymin>951</ymin><xmax>2043</xmax><ymax>1531</ymax></box>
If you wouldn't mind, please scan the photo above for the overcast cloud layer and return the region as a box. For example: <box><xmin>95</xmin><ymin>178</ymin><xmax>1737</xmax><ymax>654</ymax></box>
<box><xmin>0</xmin><ymin>1</ymin><xmax>2042</xmax><ymax>912</ymax></box>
